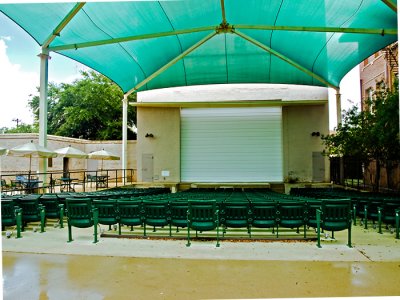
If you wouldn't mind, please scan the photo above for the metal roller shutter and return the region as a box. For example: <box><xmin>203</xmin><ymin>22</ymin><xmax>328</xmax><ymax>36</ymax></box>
<box><xmin>181</xmin><ymin>107</ymin><xmax>283</xmax><ymax>182</ymax></box>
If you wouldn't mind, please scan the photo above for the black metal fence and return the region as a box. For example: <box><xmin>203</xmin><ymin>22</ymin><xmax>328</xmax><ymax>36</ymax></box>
<box><xmin>0</xmin><ymin>169</ymin><xmax>136</xmax><ymax>195</ymax></box>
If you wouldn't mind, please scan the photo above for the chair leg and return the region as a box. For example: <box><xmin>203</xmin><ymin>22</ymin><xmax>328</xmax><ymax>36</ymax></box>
<box><xmin>40</xmin><ymin>208</ymin><xmax>46</xmax><ymax>233</ymax></box>
<box><xmin>347</xmin><ymin>225</ymin><xmax>352</xmax><ymax>248</ymax></box>
<box><xmin>93</xmin><ymin>209</ymin><xmax>99</xmax><ymax>244</ymax></box>
<box><xmin>216</xmin><ymin>218</ymin><xmax>220</xmax><ymax>248</ymax></box>
<box><xmin>186</xmin><ymin>226</ymin><xmax>191</xmax><ymax>247</ymax></box>
<box><xmin>67</xmin><ymin>224</ymin><xmax>73</xmax><ymax>242</ymax></box>
<box><xmin>316</xmin><ymin>209</ymin><xmax>321</xmax><ymax>248</ymax></box>
<box><xmin>59</xmin><ymin>205</ymin><xmax>64</xmax><ymax>229</ymax></box>
<box><xmin>353</xmin><ymin>204</ymin><xmax>357</xmax><ymax>226</ymax></box>
<box><xmin>16</xmin><ymin>209</ymin><xmax>22</xmax><ymax>239</ymax></box>
<box><xmin>378</xmin><ymin>208</ymin><xmax>383</xmax><ymax>234</ymax></box>
<box><xmin>395</xmin><ymin>210</ymin><xmax>399</xmax><ymax>239</ymax></box>
<box><xmin>364</xmin><ymin>206</ymin><xmax>368</xmax><ymax>229</ymax></box>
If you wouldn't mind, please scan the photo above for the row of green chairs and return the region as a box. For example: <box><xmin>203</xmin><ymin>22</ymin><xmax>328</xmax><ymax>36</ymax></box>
<box><xmin>64</xmin><ymin>197</ymin><xmax>354</xmax><ymax>247</ymax></box>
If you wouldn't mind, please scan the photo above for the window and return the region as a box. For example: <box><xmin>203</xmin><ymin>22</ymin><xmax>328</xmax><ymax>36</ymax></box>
<box><xmin>48</xmin><ymin>157</ymin><xmax>53</xmax><ymax>168</ymax></box>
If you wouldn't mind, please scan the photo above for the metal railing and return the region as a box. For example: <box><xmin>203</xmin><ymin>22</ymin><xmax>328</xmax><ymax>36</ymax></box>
<box><xmin>0</xmin><ymin>169</ymin><xmax>136</xmax><ymax>195</ymax></box>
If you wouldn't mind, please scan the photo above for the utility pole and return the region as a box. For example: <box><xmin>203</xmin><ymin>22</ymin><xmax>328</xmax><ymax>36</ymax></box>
<box><xmin>12</xmin><ymin>118</ymin><xmax>22</xmax><ymax>128</ymax></box>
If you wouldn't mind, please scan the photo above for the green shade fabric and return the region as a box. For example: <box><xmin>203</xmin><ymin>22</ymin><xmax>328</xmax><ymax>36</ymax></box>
<box><xmin>0</xmin><ymin>1</ymin><xmax>397</xmax><ymax>93</ymax></box>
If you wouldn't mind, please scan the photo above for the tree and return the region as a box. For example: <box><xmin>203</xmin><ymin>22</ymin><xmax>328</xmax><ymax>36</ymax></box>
<box><xmin>28</xmin><ymin>70</ymin><xmax>137</xmax><ymax>140</ymax></box>
<box><xmin>322</xmin><ymin>82</ymin><xmax>399</xmax><ymax>191</ymax></box>
<box><xmin>3</xmin><ymin>123</ymin><xmax>38</xmax><ymax>134</ymax></box>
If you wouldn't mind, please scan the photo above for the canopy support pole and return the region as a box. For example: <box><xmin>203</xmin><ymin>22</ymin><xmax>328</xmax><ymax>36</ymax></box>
<box><xmin>42</xmin><ymin>2</ymin><xmax>86</xmax><ymax>48</ymax></box>
<box><xmin>336</xmin><ymin>91</ymin><xmax>342</xmax><ymax>126</ymax></box>
<box><xmin>234</xmin><ymin>29</ymin><xmax>338</xmax><ymax>90</ymax></box>
<box><xmin>122</xmin><ymin>94</ymin><xmax>128</xmax><ymax>184</ymax></box>
<box><xmin>234</xmin><ymin>24</ymin><xmax>397</xmax><ymax>35</ymax></box>
<box><xmin>220</xmin><ymin>0</ymin><xmax>227</xmax><ymax>24</ymax></box>
<box><xmin>38</xmin><ymin>48</ymin><xmax>50</xmax><ymax>183</ymax></box>
<box><xmin>336</xmin><ymin>90</ymin><xmax>344</xmax><ymax>185</ymax></box>
<box><xmin>381</xmin><ymin>0</ymin><xmax>397</xmax><ymax>12</ymax></box>
<box><xmin>126</xmin><ymin>31</ymin><xmax>217</xmax><ymax>95</ymax></box>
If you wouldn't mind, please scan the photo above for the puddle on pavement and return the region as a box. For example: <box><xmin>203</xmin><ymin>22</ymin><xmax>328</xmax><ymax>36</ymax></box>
<box><xmin>2</xmin><ymin>252</ymin><xmax>400</xmax><ymax>299</ymax></box>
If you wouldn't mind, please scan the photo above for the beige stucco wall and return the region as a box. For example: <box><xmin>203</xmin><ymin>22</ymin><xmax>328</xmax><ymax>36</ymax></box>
<box><xmin>282</xmin><ymin>104</ymin><xmax>329</xmax><ymax>182</ymax></box>
<box><xmin>0</xmin><ymin>134</ymin><xmax>136</xmax><ymax>180</ymax></box>
<box><xmin>136</xmin><ymin>107</ymin><xmax>180</xmax><ymax>183</ymax></box>
<box><xmin>136</xmin><ymin>84</ymin><xmax>330</xmax><ymax>184</ymax></box>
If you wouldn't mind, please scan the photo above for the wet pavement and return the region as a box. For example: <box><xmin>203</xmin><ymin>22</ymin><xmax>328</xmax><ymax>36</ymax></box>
<box><xmin>2</xmin><ymin>221</ymin><xmax>400</xmax><ymax>299</ymax></box>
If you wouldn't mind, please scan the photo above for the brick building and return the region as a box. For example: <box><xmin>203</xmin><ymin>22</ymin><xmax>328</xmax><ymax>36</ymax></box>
<box><xmin>359</xmin><ymin>42</ymin><xmax>399</xmax><ymax>191</ymax></box>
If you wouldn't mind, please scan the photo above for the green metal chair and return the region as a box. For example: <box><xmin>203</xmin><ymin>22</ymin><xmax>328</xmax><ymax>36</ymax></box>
<box><xmin>143</xmin><ymin>200</ymin><xmax>170</xmax><ymax>236</ymax></box>
<box><xmin>186</xmin><ymin>200</ymin><xmax>220</xmax><ymax>247</ymax></box>
<box><xmin>220</xmin><ymin>201</ymin><xmax>252</xmax><ymax>238</ymax></box>
<box><xmin>169</xmin><ymin>200</ymin><xmax>189</xmax><ymax>236</ymax></box>
<box><xmin>277</xmin><ymin>201</ymin><xmax>307</xmax><ymax>238</ymax></box>
<box><xmin>16</xmin><ymin>197</ymin><xmax>45</xmax><ymax>233</ymax></box>
<box><xmin>377</xmin><ymin>200</ymin><xmax>400</xmax><ymax>238</ymax></box>
<box><xmin>66</xmin><ymin>198</ymin><xmax>99</xmax><ymax>243</ymax></box>
<box><xmin>39</xmin><ymin>194</ymin><xmax>64</xmax><ymax>228</ymax></box>
<box><xmin>116</xmin><ymin>200</ymin><xmax>144</xmax><ymax>235</ymax></box>
<box><xmin>92</xmin><ymin>199</ymin><xmax>119</xmax><ymax>231</ymax></box>
<box><xmin>305</xmin><ymin>200</ymin><xmax>322</xmax><ymax>230</ymax></box>
<box><xmin>1</xmin><ymin>200</ymin><xmax>22</xmax><ymax>238</ymax></box>
<box><xmin>317</xmin><ymin>200</ymin><xmax>352</xmax><ymax>248</ymax></box>
<box><xmin>250</xmin><ymin>201</ymin><xmax>278</xmax><ymax>237</ymax></box>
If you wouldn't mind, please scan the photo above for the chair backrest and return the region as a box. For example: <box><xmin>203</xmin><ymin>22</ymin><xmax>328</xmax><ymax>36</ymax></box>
<box><xmin>169</xmin><ymin>200</ymin><xmax>189</xmax><ymax>224</ymax></box>
<box><xmin>39</xmin><ymin>195</ymin><xmax>60</xmax><ymax>218</ymax></box>
<box><xmin>92</xmin><ymin>200</ymin><xmax>118</xmax><ymax>225</ymax></box>
<box><xmin>17</xmin><ymin>198</ymin><xmax>41</xmax><ymax>221</ymax></box>
<box><xmin>321</xmin><ymin>200</ymin><xmax>352</xmax><ymax>231</ymax></box>
<box><xmin>143</xmin><ymin>200</ymin><xmax>169</xmax><ymax>226</ymax></box>
<box><xmin>305</xmin><ymin>200</ymin><xmax>322</xmax><ymax>226</ymax></box>
<box><xmin>117</xmin><ymin>200</ymin><xmax>143</xmax><ymax>224</ymax></box>
<box><xmin>187</xmin><ymin>200</ymin><xmax>218</xmax><ymax>231</ymax></box>
<box><xmin>251</xmin><ymin>201</ymin><xmax>277</xmax><ymax>227</ymax></box>
<box><xmin>66</xmin><ymin>198</ymin><xmax>94</xmax><ymax>228</ymax></box>
<box><xmin>1</xmin><ymin>200</ymin><xmax>17</xmax><ymax>226</ymax></box>
<box><xmin>277</xmin><ymin>201</ymin><xmax>306</xmax><ymax>228</ymax></box>
<box><xmin>220</xmin><ymin>201</ymin><xmax>250</xmax><ymax>226</ymax></box>
<box><xmin>381</xmin><ymin>200</ymin><xmax>400</xmax><ymax>223</ymax></box>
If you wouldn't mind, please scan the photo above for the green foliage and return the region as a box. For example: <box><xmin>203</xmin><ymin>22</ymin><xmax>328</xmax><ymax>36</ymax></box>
<box><xmin>28</xmin><ymin>70</ymin><xmax>137</xmax><ymax>140</ymax></box>
<box><xmin>322</xmin><ymin>81</ymin><xmax>399</xmax><ymax>190</ymax></box>
<box><xmin>2</xmin><ymin>123</ymin><xmax>38</xmax><ymax>134</ymax></box>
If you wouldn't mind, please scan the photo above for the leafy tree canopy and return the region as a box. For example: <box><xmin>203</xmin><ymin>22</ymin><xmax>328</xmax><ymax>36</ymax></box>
<box><xmin>322</xmin><ymin>81</ymin><xmax>399</xmax><ymax>190</ymax></box>
<box><xmin>28</xmin><ymin>70</ymin><xmax>137</xmax><ymax>140</ymax></box>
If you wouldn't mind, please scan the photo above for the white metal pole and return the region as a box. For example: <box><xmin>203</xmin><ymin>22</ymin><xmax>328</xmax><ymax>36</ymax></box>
<box><xmin>122</xmin><ymin>94</ymin><xmax>128</xmax><ymax>184</ymax></box>
<box><xmin>38</xmin><ymin>48</ymin><xmax>49</xmax><ymax>184</ymax></box>
<box><xmin>336</xmin><ymin>90</ymin><xmax>342</xmax><ymax>126</ymax></box>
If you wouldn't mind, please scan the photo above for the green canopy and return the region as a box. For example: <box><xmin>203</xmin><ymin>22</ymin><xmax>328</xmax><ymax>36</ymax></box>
<box><xmin>0</xmin><ymin>1</ymin><xmax>397</xmax><ymax>94</ymax></box>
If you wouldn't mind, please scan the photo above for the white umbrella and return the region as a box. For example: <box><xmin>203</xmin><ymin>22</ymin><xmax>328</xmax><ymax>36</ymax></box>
<box><xmin>54</xmin><ymin>145</ymin><xmax>88</xmax><ymax>159</ymax></box>
<box><xmin>7</xmin><ymin>140</ymin><xmax>57</xmax><ymax>174</ymax></box>
<box><xmin>88</xmin><ymin>149</ymin><xmax>120</xmax><ymax>170</ymax></box>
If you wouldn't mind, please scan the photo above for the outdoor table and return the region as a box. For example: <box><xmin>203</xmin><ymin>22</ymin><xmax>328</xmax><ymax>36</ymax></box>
<box><xmin>21</xmin><ymin>179</ymin><xmax>42</xmax><ymax>194</ymax></box>
<box><xmin>93</xmin><ymin>175</ymin><xmax>109</xmax><ymax>188</ymax></box>
<box><xmin>58</xmin><ymin>178</ymin><xmax>79</xmax><ymax>192</ymax></box>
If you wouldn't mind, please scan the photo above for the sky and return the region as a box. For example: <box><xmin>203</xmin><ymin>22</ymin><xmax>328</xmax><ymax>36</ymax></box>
<box><xmin>0</xmin><ymin>8</ymin><xmax>361</xmax><ymax>130</ymax></box>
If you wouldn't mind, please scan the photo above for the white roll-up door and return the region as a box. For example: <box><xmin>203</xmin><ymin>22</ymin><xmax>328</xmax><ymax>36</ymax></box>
<box><xmin>181</xmin><ymin>107</ymin><xmax>283</xmax><ymax>182</ymax></box>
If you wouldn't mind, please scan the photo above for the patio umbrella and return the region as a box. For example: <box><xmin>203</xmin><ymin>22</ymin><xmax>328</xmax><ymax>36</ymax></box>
<box><xmin>88</xmin><ymin>149</ymin><xmax>120</xmax><ymax>170</ymax></box>
<box><xmin>7</xmin><ymin>140</ymin><xmax>57</xmax><ymax>174</ymax></box>
<box><xmin>54</xmin><ymin>145</ymin><xmax>88</xmax><ymax>159</ymax></box>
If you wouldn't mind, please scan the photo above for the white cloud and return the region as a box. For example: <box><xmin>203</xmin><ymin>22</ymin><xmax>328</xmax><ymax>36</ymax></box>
<box><xmin>0</xmin><ymin>39</ymin><xmax>38</xmax><ymax>128</ymax></box>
